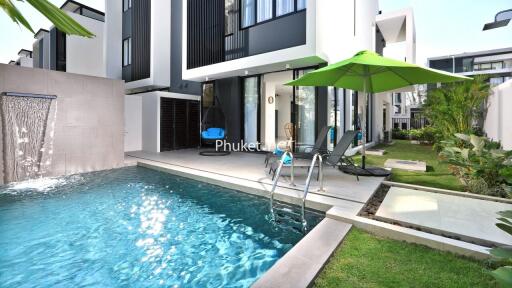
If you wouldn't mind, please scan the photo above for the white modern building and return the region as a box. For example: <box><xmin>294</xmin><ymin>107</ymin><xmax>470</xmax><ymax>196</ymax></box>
<box><xmin>104</xmin><ymin>0</ymin><xmax>416</xmax><ymax>153</ymax></box>
<box><xmin>31</xmin><ymin>0</ymin><xmax>106</xmax><ymax>77</ymax></box>
<box><xmin>9</xmin><ymin>49</ymin><xmax>33</xmax><ymax>68</ymax></box>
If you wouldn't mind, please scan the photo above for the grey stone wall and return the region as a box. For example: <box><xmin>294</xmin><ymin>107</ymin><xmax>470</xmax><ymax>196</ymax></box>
<box><xmin>0</xmin><ymin>64</ymin><xmax>124</xmax><ymax>184</ymax></box>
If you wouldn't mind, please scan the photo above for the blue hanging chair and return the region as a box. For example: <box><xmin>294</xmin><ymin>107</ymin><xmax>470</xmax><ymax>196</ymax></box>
<box><xmin>199</xmin><ymin>95</ymin><xmax>230</xmax><ymax>156</ymax></box>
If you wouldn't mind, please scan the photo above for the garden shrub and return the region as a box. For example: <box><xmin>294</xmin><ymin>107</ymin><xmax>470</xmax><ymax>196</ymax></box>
<box><xmin>440</xmin><ymin>134</ymin><xmax>512</xmax><ymax>198</ymax></box>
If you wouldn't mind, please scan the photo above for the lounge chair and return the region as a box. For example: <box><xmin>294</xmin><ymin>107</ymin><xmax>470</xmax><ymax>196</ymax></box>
<box><xmin>269</xmin><ymin>130</ymin><xmax>360</xmax><ymax>181</ymax></box>
<box><xmin>265</xmin><ymin>126</ymin><xmax>331</xmax><ymax>167</ymax></box>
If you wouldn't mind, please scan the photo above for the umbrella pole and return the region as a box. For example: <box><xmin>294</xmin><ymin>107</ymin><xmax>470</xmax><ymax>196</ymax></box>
<box><xmin>361</xmin><ymin>80</ymin><xmax>367</xmax><ymax>169</ymax></box>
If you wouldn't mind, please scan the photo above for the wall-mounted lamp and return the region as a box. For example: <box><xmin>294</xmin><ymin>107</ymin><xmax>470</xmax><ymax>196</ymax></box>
<box><xmin>483</xmin><ymin>9</ymin><xmax>511</xmax><ymax>30</ymax></box>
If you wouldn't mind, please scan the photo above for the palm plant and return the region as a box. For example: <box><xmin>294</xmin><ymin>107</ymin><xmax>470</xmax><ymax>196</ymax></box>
<box><xmin>1</xmin><ymin>0</ymin><xmax>94</xmax><ymax>37</ymax></box>
<box><xmin>423</xmin><ymin>76</ymin><xmax>489</xmax><ymax>141</ymax></box>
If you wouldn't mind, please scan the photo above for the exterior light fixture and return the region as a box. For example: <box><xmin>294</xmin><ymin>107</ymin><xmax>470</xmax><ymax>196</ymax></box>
<box><xmin>483</xmin><ymin>9</ymin><xmax>511</xmax><ymax>30</ymax></box>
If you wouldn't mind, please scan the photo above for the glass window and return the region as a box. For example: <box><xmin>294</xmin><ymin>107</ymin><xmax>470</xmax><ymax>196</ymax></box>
<box><xmin>294</xmin><ymin>68</ymin><xmax>316</xmax><ymax>152</ymax></box>
<box><xmin>393</xmin><ymin>93</ymin><xmax>402</xmax><ymax>104</ymax></box>
<box><xmin>479</xmin><ymin>63</ymin><xmax>492</xmax><ymax>70</ymax></box>
<box><xmin>202</xmin><ymin>83</ymin><xmax>215</xmax><ymax>121</ymax></box>
<box><xmin>123</xmin><ymin>38</ymin><xmax>131</xmax><ymax>66</ymax></box>
<box><xmin>257</xmin><ymin>0</ymin><xmax>273</xmax><ymax>23</ymax></box>
<box><xmin>492</xmin><ymin>62</ymin><xmax>503</xmax><ymax>70</ymax></box>
<box><xmin>297</xmin><ymin>0</ymin><xmax>307</xmax><ymax>10</ymax></box>
<box><xmin>244</xmin><ymin>77</ymin><xmax>259</xmax><ymax>144</ymax></box>
<box><xmin>276</xmin><ymin>0</ymin><xmax>294</xmax><ymax>16</ymax></box>
<box><xmin>462</xmin><ymin>58</ymin><xmax>473</xmax><ymax>72</ymax></box>
<box><xmin>123</xmin><ymin>0</ymin><xmax>131</xmax><ymax>12</ymax></box>
<box><xmin>241</xmin><ymin>0</ymin><xmax>255</xmax><ymax>28</ymax></box>
<box><xmin>225</xmin><ymin>0</ymin><xmax>235</xmax><ymax>35</ymax></box>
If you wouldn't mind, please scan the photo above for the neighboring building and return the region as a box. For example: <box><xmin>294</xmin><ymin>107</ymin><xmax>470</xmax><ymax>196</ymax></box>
<box><xmin>428</xmin><ymin>47</ymin><xmax>512</xmax><ymax>87</ymax></box>
<box><xmin>105</xmin><ymin>0</ymin><xmax>416</xmax><ymax>153</ymax></box>
<box><xmin>391</xmin><ymin>89</ymin><xmax>428</xmax><ymax>131</ymax></box>
<box><xmin>428</xmin><ymin>48</ymin><xmax>512</xmax><ymax>143</ymax></box>
<box><xmin>32</xmin><ymin>1</ymin><xmax>106</xmax><ymax>77</ymax></box>
<box><xmin>485</xmin><ymin>79</ymin><xmax>512</xmax><ymax>150</ymax></box>
<box><xmin>10</xmin><ymin>49</ymin><xmax>33</xmax><ymax>67</ymax></box>
<box><xmin>32</xmin><ymin>29</ymin><xmax>50</xmax><ymax>69</ymax></box>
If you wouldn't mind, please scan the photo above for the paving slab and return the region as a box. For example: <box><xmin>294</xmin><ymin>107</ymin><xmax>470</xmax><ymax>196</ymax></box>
<box><xmin>376</xmin><ymin>187</ymin><xmax>512</xmax><ymax>246</ymax></box>
<box><xmin>384</xmin><ymin>158</ymin><xmax>426</xmax><ymax>172</ymax></box>
<box><xmin>366</xmin><ymin>149</ymin><xmax>386</xmax><ymax>156</ymax></box>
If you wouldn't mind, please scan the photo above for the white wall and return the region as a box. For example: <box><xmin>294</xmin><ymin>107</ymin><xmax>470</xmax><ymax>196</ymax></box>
<box><xmin>261</xmin><ymin>71</ymin><xmax>294</xmax><ymax>150</ymax></box>
<box><xmin>142</xmin><ymin>93</ymin><xmax>160</xmax><ymax>153</ymax></box>
<box><xmin>485</xmin><ymin>80</ymin><xmax>512</xmax><ymax>150</ymax></box>
<box><xmin>66</xmin><ymin>12</ymin><xmax>105</xmax><ymax>77</ymax></box>
<box><xmin>0</xmin><ymin>64</ymin><xmax>124</xmax><ymax>184</ymax></box>
<box><xmin>124</xmin><ymin>95</ymin><xmax>142</xmax><ymax>152</ymax></box>
<box><xmin>104</xmin><ymin>0</ymin><xmax>122</xmax><ymax>80</ymax></box>
<box><xmin>316</xmin><ymin>0</ymin><xmax>378</xmax><ymax>64</ymax></box>
<box><xmin>18</xmin><ymin>57</ymin><xmax>33</xmax><ymax>68</ymax></box>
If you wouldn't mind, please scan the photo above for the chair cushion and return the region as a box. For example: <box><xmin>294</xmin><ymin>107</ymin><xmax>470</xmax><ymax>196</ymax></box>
<box><xmin>202</xmin><ymin>128</ymin><xmax>225</xmax><ymax>140</ymax></box>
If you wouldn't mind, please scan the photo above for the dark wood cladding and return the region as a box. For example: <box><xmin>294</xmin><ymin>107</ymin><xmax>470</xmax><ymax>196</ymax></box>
<box><xmin>160</xmin><ymin>98</ymin><xmax>200</xmax><ymax>151</ymax></box>
<box><xmin>187</xmin><ymin>0</ymin><xmax>225</xmax><ymax>69</ymax></box>
<box><xmin>55</xmin><ymin>29</ymin><xmax>66</xmax><ymax>72</ymax></box>
<box><xmin>132</xmin><ymin>0</ymin><xmax>151</xmax><ymax>81</ymax></box>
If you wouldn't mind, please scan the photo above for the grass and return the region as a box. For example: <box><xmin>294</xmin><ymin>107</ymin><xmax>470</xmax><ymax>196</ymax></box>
<box><xmin>355</xmin><ymin>140</ymin><xmax>465</xmax><ymax>191</ymax></box>
<box><xmin>314</xmin><ymin>228</ymin><xmax>496</xmax><ymax>288</ymax></box>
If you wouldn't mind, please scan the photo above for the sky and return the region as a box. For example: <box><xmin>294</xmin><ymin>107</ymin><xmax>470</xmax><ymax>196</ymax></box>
<box><xmin>0</xmin><ymin>0</ymin><xmax>511</xmax><ymax>65</ymax></box>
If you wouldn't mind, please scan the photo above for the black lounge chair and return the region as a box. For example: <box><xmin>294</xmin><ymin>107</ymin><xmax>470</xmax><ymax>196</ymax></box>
<box><xmin>265</xmin><ymin>126</ymin><xmax>331</xmax><ymax>167</ymax></box>
<box><xmin>269</xmin><ymin>130</ymin><xmax>360</xmax><ymax>181</ymax></box>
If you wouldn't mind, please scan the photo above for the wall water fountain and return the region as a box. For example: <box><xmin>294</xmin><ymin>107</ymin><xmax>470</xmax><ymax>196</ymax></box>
<box><xmin>0</xmin><ymin>92</ymin><xmax>57</xmax><ymax>183</ymax></box>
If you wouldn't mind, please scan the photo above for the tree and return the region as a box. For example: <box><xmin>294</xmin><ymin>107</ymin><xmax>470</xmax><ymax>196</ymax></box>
<box><xmin>1</xmin><ymin>0</ymin><xmax>94</xmax><ymax>37</ymax></box>
<box><xmin>423</xmin><ymin>75</ymin><xmax>489</xmax><ymax>141</ymax></box>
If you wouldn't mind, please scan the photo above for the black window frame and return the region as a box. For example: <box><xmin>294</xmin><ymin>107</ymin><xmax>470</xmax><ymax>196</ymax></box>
<box><xmin>239</xmin><ymin>0</ymin><xmax>306</xmax><ymax>30</ymax></box>
<box><xmin>123</xmin><ymin>0</ymin><xmax>132</xmax><ymax>12</ymax></box>
<box><xmin>122</xmin><ymin>37</ymin><xmax>132</xmax><ymax>67</ymax></box>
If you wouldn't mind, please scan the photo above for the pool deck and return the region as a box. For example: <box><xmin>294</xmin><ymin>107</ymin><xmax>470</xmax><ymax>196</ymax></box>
<box><xmin>126</xmin><ymin>150</ymin><xmax>385</xmax><ymax>215</ymax></box>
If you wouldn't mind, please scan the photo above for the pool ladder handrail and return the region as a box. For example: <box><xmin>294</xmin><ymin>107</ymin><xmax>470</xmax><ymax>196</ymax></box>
<box><xmin>269</xmin><ymin>152</ymin><xmax>325</xmax><ymax>232</ymax></box>
<box><xmin>269</xmin><ymin>151</ymin><xmax>294</xmax><ymax>218</ymax></box>
<box><xmin>301</xmin><ymin>153</ymin><xmax>324</xmax><ymax>228</ymax></box>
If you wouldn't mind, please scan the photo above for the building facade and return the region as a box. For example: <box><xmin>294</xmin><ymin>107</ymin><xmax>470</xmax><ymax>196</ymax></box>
<box><xmin>105</xmin><ymin>0</ymin><xmax>416</xmax><ymax>153</ymax></box>
<box><xmin>428</xmin><ymin>47</ymin><xmax>512</xmax><ymax>87</ymax></box>
<box><xmin>32</xmin><ymin>1</ymin><xmax>106</xmax><ymax>77</ymax></box>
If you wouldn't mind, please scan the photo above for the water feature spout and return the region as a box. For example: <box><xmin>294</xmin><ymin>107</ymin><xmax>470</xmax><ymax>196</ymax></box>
<box><xmin>0</xmin><ymin>92</ymin><xmax>57</xmax><ymax>183</ymax></box>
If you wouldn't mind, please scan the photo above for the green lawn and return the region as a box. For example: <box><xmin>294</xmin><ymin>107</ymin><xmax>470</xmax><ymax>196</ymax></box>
<box><xmin>355</xmin><ymin>140</ymin><xmax>465</xmax><ymax>191</ymax></box>
<box><xmin>315</xmin><ymin>228</ymin><xmax>496</xmax><ymax>288</ymax></box>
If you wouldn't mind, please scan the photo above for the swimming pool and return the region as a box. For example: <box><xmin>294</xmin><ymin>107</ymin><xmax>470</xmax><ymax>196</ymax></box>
<box><xmin>0</xmin><ymin>166</ymin><xmax>322</xmax><ymax>287</ymax></box>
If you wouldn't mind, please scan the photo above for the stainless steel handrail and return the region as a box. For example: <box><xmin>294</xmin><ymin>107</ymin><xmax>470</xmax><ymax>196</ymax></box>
<box><xmin>301</xmin><ymin>153</ymin><xmax>325</xmax><ymax>229</ymax></box>
<box><xmin>269</xmin><ymin>151</ymin><xmax>294</xmax><ymax>219</ymax></box>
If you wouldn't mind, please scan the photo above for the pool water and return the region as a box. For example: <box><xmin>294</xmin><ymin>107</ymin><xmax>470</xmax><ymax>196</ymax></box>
<box><xmin>0</xmin><ymin>166</ymin><xmax>323</xmax><ymax>287</ymax></box>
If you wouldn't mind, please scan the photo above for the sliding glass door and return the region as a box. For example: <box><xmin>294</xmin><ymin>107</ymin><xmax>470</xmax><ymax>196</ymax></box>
<box><xmin>244</xmin><ymin>77</ymin><xmax>259</xmax><ymax>145</ymax></box>
<box><xmin>293</xmin><ymin>68</ymin><xmax>316</xmax><ymax>152</ymax></box>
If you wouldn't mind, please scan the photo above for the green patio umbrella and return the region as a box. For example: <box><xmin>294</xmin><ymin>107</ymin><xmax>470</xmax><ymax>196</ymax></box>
<box><xmin>286</xmin><ymin>50</ymin><xmax>471</xmax><ymax>169</ymax></box>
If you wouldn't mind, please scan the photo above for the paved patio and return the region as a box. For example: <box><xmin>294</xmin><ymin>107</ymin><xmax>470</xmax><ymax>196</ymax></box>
<box><xmin>376</xmin><ymin>187</ymin><xmax>512</xmax><ymax>246</ymax></box>
<box><xmin>126</xmin><ymin>150</ymin><xmax>385</xmax><ymax>216</ymax></box>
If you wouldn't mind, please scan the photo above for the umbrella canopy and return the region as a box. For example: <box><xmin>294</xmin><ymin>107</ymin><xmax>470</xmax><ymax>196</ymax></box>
<box><xmin>286</xmin><ymin>50</ymin><xmax>471</xmax><ymax>91</ymax></box>
<box><xmin>286</xmin><ymin>50</ymin><xmax>471</xmax><ymax>169</ymax></box>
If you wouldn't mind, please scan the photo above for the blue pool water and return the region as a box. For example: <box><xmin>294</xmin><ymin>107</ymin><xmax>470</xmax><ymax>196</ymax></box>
<box><xmin>0</xmin><ymin>166</ymin><xmax>322</xmax><ymax>287</ymax></box>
